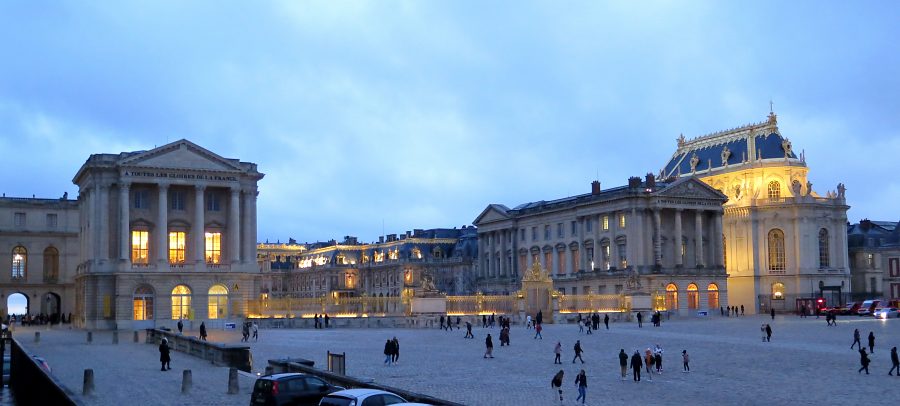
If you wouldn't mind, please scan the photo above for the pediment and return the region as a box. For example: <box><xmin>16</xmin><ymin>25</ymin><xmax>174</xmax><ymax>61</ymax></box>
<box><xmin>656</xmin><ymin>177</ymin><xmax>727</xmax><ymax>200</ymax></box>
<box><xmin>120</xmin><ymin>139</ymin><xmax>243</xmax><ymax>172</ymax></box>
<box><xmin>473</xmin><ymin>204</ymin><xmax>511</xmax><ymax>225</ymax></box>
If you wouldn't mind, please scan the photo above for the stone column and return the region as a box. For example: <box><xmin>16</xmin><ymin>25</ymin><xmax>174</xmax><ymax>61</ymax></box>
<box><xmin>500</xmin><ymin>230</ymin><xmax>507</xmax><ymax>277</ymax></box>
<box><xmin>157</xmin><ymin>183</ymin><xmax>169</xmax><ymax>268</ymax></box>
<box><xmin>714</xmin><ymin>212</ymin><xmax>724</xmax><ymax>267</ymax></box>
<box><xmin>98</xmin><ymin>184</ymin><xmax>110</xmax><ymax>262</ymax></box>
<box><xmin>695</xmin><ymin>210</ymin><xmax>705</xmax><ymax>267</ymax></box>
<box><xmin>193</xmin><ymin>186</ymin><xmax>206</xmax><ymax>268</ymax></box>
<box><xmin>490</xmin><ymin>231</ymin><xmax>497</xmax><ymax>278</ymax></box>
<box><xmin>653</xmin><ymin>209</ymin><xmax>662</xmax><ymax>266</ymax></box>
<box><xmin>578</xmin><ymin>216</ymin><xmax>586</xmax><ymax>272</ymax></box>
<box><xmin>119</xmin><ymin>183</ymin><xmax>131</xmax><ymax>264</ymax></box>
<box><xmin>674</xmin><ymin>209</ymin><xmax>683</xmax><ymax>267</ymax></box>
<box><xmin>242</xmin><ymin>190</ymin><xmax>256</xmax><ymax>265</ymax></box>
<box><xmin>229</xmin><ymin>188</ymin><xmax>241</xmax><ymax>264</ymax></box>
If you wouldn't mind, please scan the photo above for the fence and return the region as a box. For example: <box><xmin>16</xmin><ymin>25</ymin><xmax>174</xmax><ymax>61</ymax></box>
<box><xmin>557</xmin><ymin>294</ymin><xmax>625</xmax><ymax>313</ymax></box>
<box><xmin>247</xmin><ymin>296</ymin><xmax>406</xmax><ymax>318</ymax></box>
<box><xmin>446</xmin><ymin>294</ymin><xmax>518</xmax><ymax>315</ymax></box>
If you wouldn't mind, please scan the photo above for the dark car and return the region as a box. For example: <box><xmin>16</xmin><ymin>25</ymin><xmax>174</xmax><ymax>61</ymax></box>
<box><xmin>251</xmin><ymin>373</ymin><xmax>344</xmax><ymax>406</ymax></box>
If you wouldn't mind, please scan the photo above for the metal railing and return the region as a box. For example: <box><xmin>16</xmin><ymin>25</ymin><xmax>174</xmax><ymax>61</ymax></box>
<box><xmin>557</xmin><ymin>294</ymin><xmax>625</xmax><ymax>313</ymax></box>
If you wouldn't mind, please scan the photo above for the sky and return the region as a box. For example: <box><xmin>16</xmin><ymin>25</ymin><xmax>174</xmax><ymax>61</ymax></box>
<box><xmin>1</xmin><ymin>1</ymin><xmax>898</xmax><ymax>244</ymax></box>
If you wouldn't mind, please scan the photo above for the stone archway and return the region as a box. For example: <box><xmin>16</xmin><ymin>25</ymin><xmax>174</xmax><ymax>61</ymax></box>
<box><xmin>7</xmin><ymin>292</ymin><xmax>29</xmax><ymax>319</ymax></box>
<box><xmin>41</xmin><ymin>292</ymin><xmax>62</xmax><ymax>322</ymax></box>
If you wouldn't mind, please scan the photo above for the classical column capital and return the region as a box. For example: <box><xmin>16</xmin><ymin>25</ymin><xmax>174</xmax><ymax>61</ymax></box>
<box><xmin>195</xmin><ymin>184</ymin><xmax>207</xmax><ymax>191</ymax></box>
<box><xmin>119</xmin><ymin>182</ymin><xmax>131</xmax><ymax>190</ymax></box>
<box><xmin>158</xmin><ymin>182</ymin><xmax>170</xmax><ymax>190</ymax></box>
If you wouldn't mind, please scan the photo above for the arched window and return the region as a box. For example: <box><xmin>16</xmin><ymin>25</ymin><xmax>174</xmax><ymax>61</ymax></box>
<box><xmin>768</xmin><ymin>229</ymin><xmax>786</xmax><ymax>271</ymax></box>
<box><xmin>171</xmin><ymin>285</ymin><xmax>192</xmax><ymax>320</ymax></box>
<box><xmin>772</xmin><ymin>282</ymin><xmax>785</xmax><ymax>300</ymax></box>
<box><xmin>707</xmin><ymin>283</ymin><xmax>719</xmax><ymax>309</ymax></box>
<box><xmin>768</xmin><ymin>181</ymin><xmax>781</xmax><ymax>201</ymax></box>
<box><xmin>208</xmin><ymin>284</ymin><xmax>228</xmax><ymax>319</ymax></box>
<box><xmin>818</xmin><ymin>228</ymin><xmax>830</xmax><ymax>268</ymax></box>
<box><xmin>133</xmin><ymin>285</ymin><xmax>155</xmax><ymax>321</ymax></box>
<box><xmin>687</xmin><ymin>283</ymin><xmax>699</xmax><ymax>309</ymax></box>
<box><xmin>43</xmin><ymin>246</ymin><xmax>59</xmax><ymax>283</ymax></box>
<box><xmin>665</xmin><ymin>283</ymin><xmax>679</xmax><ymax>310</ymax></box>
<box><xmin>11</xmin><ymin>246</ymin><xmax>26</xmax><ymax>279</ymax></box>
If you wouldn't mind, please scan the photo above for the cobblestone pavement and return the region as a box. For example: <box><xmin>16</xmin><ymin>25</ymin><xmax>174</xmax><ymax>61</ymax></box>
<box><xmin>16</xmin><ymin>314</ymin><xmax>900</xmax><ymax>405</ymax></box>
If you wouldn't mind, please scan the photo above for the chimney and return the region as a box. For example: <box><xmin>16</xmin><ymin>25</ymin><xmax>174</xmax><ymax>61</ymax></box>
<box><xmin>591</xmin><ymin>180</ymin><xmax>601</xmax><ymax>195</ymax></box>
<box><xmin>378</xmin><ymin>236</ymin><xmax>384</xmax><ymax>244</ymax></box>
<box><xmin>645</xmin><ymin>173</ymin><xmax>656</xmax><ymax>189</ymax></box>
<box><xmin>628</xmin><ymin>176</ymin><xmax>642</xmax><ymax>189</ymax></box>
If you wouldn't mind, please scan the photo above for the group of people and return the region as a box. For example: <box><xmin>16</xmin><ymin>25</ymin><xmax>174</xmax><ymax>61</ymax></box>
<box><xmin>7</xmin><ymin>313</ymin><xmax>72</xmax><ymax>326</ymax></box>
<box><xmin>618</xmin><ymin>346</ymin><xmax>689</xmax><ymax>383</ymax></box>
<box><xmin>759</xmin><ymin>323</ymin><xmax>773</xmax><ymax>342</ymax></box>
<box><xmin>720</xmin><ymin>305</ymin><xmax>744</xmax><ymax>317</ymax></box>
<box><xmin>241</xmin><ymin>321</ymin><xmax>258</xmax><ymax>342</ymax></box>
<box><xmin>851</xmin><ymin>328</ymin><xmax>899</xmax><ymax>375</ymax></box>
<box><xmin>550</xmin><ymin>369</ymin><xmax>588</xmax><ymax>405</ymax></box>
<box><xmin>438</xmin><ymin>315</ymin><xmax>459</xmax><ymax>331</ymax></box>
<box><xmin>312</xmin><ymin>313</ymin><xmax>329</xmax><ymax>329</ymax></box>
<box><xmin>175</xmin><ymin>319</ymin><xmax>208</xmax><ymax>341</ymax></box>
<box><xmin>577</xmin><ymin>313</ymin><xmax>610</xmax><ymax>333</ymax></box>
<box><xmin>382</xmin><ymin>337</ymin><xmax>400</xmax><ymax>366</ymax></box>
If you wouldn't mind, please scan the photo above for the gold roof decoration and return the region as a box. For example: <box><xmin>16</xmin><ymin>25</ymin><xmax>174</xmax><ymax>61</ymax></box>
<box><xmin>522</xmin><ymin>261</ymin><xmax>552</xmax><ymax>283</ymax></box>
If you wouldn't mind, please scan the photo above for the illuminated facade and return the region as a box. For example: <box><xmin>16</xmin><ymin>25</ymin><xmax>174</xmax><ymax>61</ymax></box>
<box><xmin>661</xmin><ymin>112</ymin><xmax>850</xmax><ymax>313</ymax></box>
<box><xmin>847</xmin><ymin>219</ymin><xmax>900</xmax><ymax>300</ymax></box>
<box><xmin>474</xmin><ymin>176</ymin><xmax>729</xmax><ymax>315</ymax></box>
<box><xmin>258</xmin><ymin>228</ymin><xmax>478</xmax><ymax>300</ymax></box>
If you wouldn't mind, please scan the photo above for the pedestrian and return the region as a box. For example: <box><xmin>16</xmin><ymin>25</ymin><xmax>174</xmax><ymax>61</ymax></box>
<box><xmin>534</xmin><ymin>322</ymin><xmax>543</xmax><ymax>340</ymax></box>
<box><xmin>578</xmin><ymin>314</ymin><xmax>584</xmax><ymax>333</ymax></box>
<box><xmin>252</xmin><ymin>322</ymin><xmax>259</xmax><ymax>341</ymax></box>
<box><xmin>770</xmin><ymin>308</ymin><xmax>775</xmax><ymax>320</ymax></box>
<box><xmin>868</xmin><ymin>331</ymin><xmax>875</xmax><ymax>353</ymax></box>
<box><xmin>500</xmin><ymin>327</ymin><xmax>509</xmax><ymax>346</ymax></box>
<box><xmin>177</xmin><ymin>319</ymin><xmax>183</xmax><ymax>334</ymax></box>
<box><xmin>631</xmin><ymin>350</ymin><xmax>643</xmax><ymax>382</ymax></box>
<box><xmin>440</xmin><ymin>315</ymin><xmax>445</xmax><ymax>330</ymax></box>
<box><xmin>682</xmin><ymin>350</ymin><xmax>690</xmax><ymax>372</ymax></box>
<box><xmin>851</xmin><ymin>328</ymin><xmax>861</xmax><ymax>349</ymax></box>
<box><xmin>159</xmin><ymin>338</ymin><xmax>171</xmax><ymax>371</ymax></box>
<box><xmin>760</xmin><ymin>324</ymin><xmax>767</xmax><ymax>342</ymax></box>
<box><xmin>554</xmin><ymin>341</ymin><xmax>562</xmax><ymax>364</ymax></box>
<box><xmin>654</xmin><ymin>344</ymin><xmax>663</xmax><ymax>373</ymax></box>
<box><xmin>636</xmin><ymin>312</ymin><xmax>643</xmax><ymax>328</ymax></box>
<box><xmin>604</xmin><ymin>313</ymin><xmax>610</xmax><ymax>330</ymax></box>
<box><xmin>536</xmin><ymin>310</ymin><xmax>543</xmax><ymax>326</ymax></box>
<box><xmin>889</xmin><ymin>347</ymin><xmax>899</xmax><ymax>376</ymax></box>
<box><xmin>456</xmin><ymin>316</ymin><xmax>461</xmax><ymax>330</ymax></box>
<box><xmin>740</xmin><ymin>304</ymin><xmax>745</xmax><ymax>316</ymax></box>
<box><xmin>858</xmin><ymin>348</ymin><xmax>870</xmax><ymax>374</ymax></box>
<box><xmin>551</xmin><ymin>370</ymin><xmax>564</xmax><ymax>404</ymax></box>
<box><xmin>392</xmin><ymin>337</ymin><xmax>400</xmax><ymax>363</ymax></box>
<box><xmin>384</xmin><ymin>339</ymin><xmax>393</xmax><ymax>366</ymax></box>
<box><xmin>465</xmin><ymin>321</ymin><xmax>474</xmax><ymax>339</ymax></box>
<box><xmin>526</xmin><ymin>314</ymin><xmax>533</xmax><ymax>329</ymax></box>
<box><xmin>585</xmin><ymin>319</ymin><xmax>592</xmax><ymax>335</ymax></box>
<box><xmin>314</xmin><ymin>313</ymin><xmax>319</xmax><ymax>329</ymax></box>
<box><xmin>241</xmin><ymin>322</ymin><xmax>249</xmax><ymax>342</ymax></box>
<box><xmin>765</xmin><ymin>324</ymin><xmax>772</xmax><ymax>342</ymax></box>
<box><xmin>574</xmin><ymin>369</ymin><xmax>587</xmax><ymax>404</ymax></box>
<box><xmin>644</xmin><ymin>349</ymin><xmax>654</xmax><ymax>381</ymax></box>
<box><xmin>324</xmin><ymin>313</ymin><xmax>329</xmax><ymax>328</ymax></box>
<box><xmin>484</xmin><ymin>334</ymin><xmax>494</xmax><ymax>358</ymax></box>
<box><xmin>490</xmin><ymin>313</ymin><xmax>496</xmax><ymax>328</ymax></box>
<box><xmin>482</xmin><ymin>314</ymin><xmax>487</xmax><ymax>328</ymax></box>
<box><xmin>573</xmin><ymin>340</ymin><xmax>585</xmax><ymax>364</ymax></box>
<box><xmin>199</xmin><ymin>321</ymin><xmax>207</xmax><ymax>341</ymax></box>
<box><xmin>619</xmin><ymin>349</ymin><xmax>629</xmax><ymax>380</ymax></box>
<box><xmin>720</xmin><ymin>306</ymin><xmax>724</xmax><ymax>316</ymax></box>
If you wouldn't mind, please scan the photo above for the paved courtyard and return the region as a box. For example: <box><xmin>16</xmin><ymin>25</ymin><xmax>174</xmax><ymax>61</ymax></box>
<box><xmin>18</xmin><ymin>314</ymin><xmax>900</xmax><ymax>405</ymax></box>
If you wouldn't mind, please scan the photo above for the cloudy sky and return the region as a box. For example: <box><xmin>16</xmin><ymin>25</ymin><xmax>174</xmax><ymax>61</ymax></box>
<box><xmin>1</xmin><ymin>1</ymin><xmax>898</xmax><ymax>244</ymax></box>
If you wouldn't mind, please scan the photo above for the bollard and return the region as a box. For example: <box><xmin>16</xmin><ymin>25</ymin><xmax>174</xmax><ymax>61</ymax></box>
<box><xmin>112</xmin><ymin>331</ymin><xmax>119</xmax><ymax>344</ymax></box>
<box><xmin>227</xmin><ymin>368</ymin><xmax>239</xmax><ymax>394</ymax></box>
<box><xmin>182</xmin><ymin>370</ymin><xmax>192</xmax><ymax>394</ymax></box>
<box><xmin>34</xmin><ymin>331</ymin><xmax>40</xmax><ymax>343</ymax></box>
<box><xmin>133</xmin><ymin>330</ymin><xmax>140</xmax><ymax>343</ymax></box>
<box><xmin>86</xmin><ymin>331</ymin><xmax>93</xmax><ymax>344</ymax></box>
<box><xmin>264</xmin><ymin>366</ymin><xmax>274</xmax><ymax>376</ymax></box>
<box><xmin>83</xmin><ymin>369</ymin><xmax>95</xmax><ymax>396</ymax></box>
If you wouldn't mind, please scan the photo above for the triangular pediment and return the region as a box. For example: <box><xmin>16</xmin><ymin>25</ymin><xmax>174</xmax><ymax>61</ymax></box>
<box><xmin>656</xmin><ymin>177</ymin><xmax>727</xmax><ymax>200</ymax></box>
<box><xmin>473</xmin><ymin>204</ymin><xmax>511</xmax><ymax>225</ymax></box>
<box><xmin>119</xmin><ymin>139</ymin><xmax>243</xmax><ymax>172</ymax></box>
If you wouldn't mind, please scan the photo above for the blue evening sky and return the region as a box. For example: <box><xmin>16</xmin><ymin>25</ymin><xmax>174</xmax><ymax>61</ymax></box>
<box><xmin>1</xmin><ymin>1</ymin><xmax>898</xmax><ymax>244</ymax></box>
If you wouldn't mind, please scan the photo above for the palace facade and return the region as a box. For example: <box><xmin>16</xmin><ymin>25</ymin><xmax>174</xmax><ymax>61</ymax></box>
<box><xmin>473</xmin><ymin>176</ymin><xmax>729</xmax><ymax>315</ymax></box>
<box><xmin>661</xmin><ymin>112</ymin><xmax>850</xmax><ymax>313</ymax></box>
<box><xmin>847</xmin><ymin>219</ymin><xmax>900</xmax><ymax>301</ymax></box>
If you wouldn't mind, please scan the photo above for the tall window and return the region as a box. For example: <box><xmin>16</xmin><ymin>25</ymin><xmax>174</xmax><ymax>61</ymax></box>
<box><xmin>818</xmin><ymin>228</ymin><xmax>830</xmax><ymax>268</ymax></box>
<box><xmin>619</xmin><ymin>213</ymin><xmax>626</xmax><ymax>229</ymax></box>
<box><xmin>170</xmin><ymin>190</ymin><xmax>186</xmax><ymax>210</ymax></box>
<box><xmin>687</xmin><ymin>283</ymin><xmax>699</xmax><ymax>309</ymax></box>
<box><xmin>14</xmin><ymin>212</ymin><xmax>25</xmax><ymax>227</ymax></box>
<box><xmin>665</xmin><ymin>284</ymin><xmax>678</xmax><ymax>310</ymax></box>
<box><xmin>602</xmin><ymin>216</ymin><xmax>609</xmax><ymax>231</ymax></box>
<box><xmin>768</xmin><ymin>229</ymin><xmax>786</xmax><ymax>271</ymax></box>
<box><xmin>707</xmin><ymin>283</ymin><xmax>719</xmax><ymax>309</ymax></box>
<box><xmin>133</xmin><ymin>285</ymin><xmax>154</xmax><ymax>321</ymax></box>
<box><xmin>571</xmin><ymin>248</ymin><xmax>579</xmax><ymax>273</ymax></box>
<box><xmin>133</xmin><ymin>190</ymin><xmax>149</xmax><ymax>209</ymax></box>
<box><xmin>168</xmin><ymin>231</ymin><xmax>187</xmax><ymax>264</ymax></box>
<box><xmin>11</xmin><ymin>246</ymin><xmax>26</xmax><ymax>279</ymax></box>
<box><xmin>131</xmin><ymin>230</ymin><xmax>150</xmax><ymax>264</ymax></box>
<box><xmin>772</xmin><ymin>282</ymin><xmax>785</xmax><ymax>300</ymax></box>
<box><xmin>585</xmin><ymin>219</ymin><xmax>593</xmax><ymax>232</ymax></box>
<box><xmin>767</xmin><ymin>181</ymin><xmax>781</xmax><ymax>201</ymax></box>
<box><xmin>171</xmin><ymin>285</ymin><xmax>192</xmax><ymax>320</ymax></box>
<box><xmin>601</xmin><ymin>241</ymin><xmax>610</xmax><ymax>270</ymax></box>
<box><xmin>544</xmin><ymin>225</ymin><xmax>551</xmax><ymax>240</ymax></box>
<box><xmin>531</xmin><ymin>227</ymin><xmax>537</xmax><ymax>241</ymax></box>
<box><xmin>557</xmin><ymin>251</ymin><xmax>566</xmax><ymax>275</ymax></box>
<box><xmin>205</xmin><ymin>232</ymin><xmax>222</xmax><ymax>264</ymax></box>
<box><xmin>557</xmin><ymin>223</ymin><xmax>563</xmax><ymax>238</ymax></box>
<box><xmin>46</xmin><ymin>213</ymin><xmax>58</xmax><ymax>229</ymax></box>
<box><xmin>208</xmin><ymin>284</ymin><xmax>228</xmax><ymax>319</ymax></box>
<box><xmin>617</xmin><ymin>241</ymin><xmax>627</xmax><ymax>268</ymax></box>
<box><xmin>43</xmin><ymin>247</ymin><xmax>59</xmax><ymax>283</ymax></box>
<box><xmin>520</xmin><ymin>229</ymin><xmax>525</xmax><ymax>241</ymax></box>
<box><xmin>206</xmin><ymin>192</ymin><xmax>221</xmax><ymax>211</ymax></box>
<box><xmin>571</xmin><ymin>221</ymin><xmax>577</xmax><ymax>236</ymax></box>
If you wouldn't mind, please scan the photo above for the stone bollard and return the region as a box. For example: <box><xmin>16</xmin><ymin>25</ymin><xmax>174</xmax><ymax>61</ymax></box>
<box><xmin>34</xmin><ymin>331</ymin><xmax>40</xmax><ymax>343</ymax></box>
<box><xmin>182</xmin><ymin>370</ymin><xmax>192</xmax><ymax>394</ymax></box>
<box><xmin>264</xmin><ymin>366</ymin><xmax>274</xmax><ymax>376</ymax></box>
<box><xmin>112</xmin><ymin>331</ymin><xmax>119</xmax><ymax>344</ymax></box>
<box><xmin>227</xmin><ymin>368</ymin><xmax>239</xmax><ymax>394</ymax></box>
<box><xmin>133</xmin><ymin>330</ymin><xmax>140</xmax><ymax>343</ymax></box>
<box><xmin>83</xmin><ymin>369</ymin><xmax>95</xmax><ymax>396</ymax></box>
<box><xmin>86</xmin><ymin>331</ymin><xmax>93</xmax><ymax>344</ymax></box>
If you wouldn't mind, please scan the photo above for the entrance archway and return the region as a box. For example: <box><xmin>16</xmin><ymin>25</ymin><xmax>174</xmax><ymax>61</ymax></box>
<box><xmin>7</xmin><ymin>292</ymin><xmax>29</xmax><ymax>319</ymax></box>
<box><xmin>41</xmin><ymin>292</ymin><xmax>61</xmax><ymax>323</ymax></box>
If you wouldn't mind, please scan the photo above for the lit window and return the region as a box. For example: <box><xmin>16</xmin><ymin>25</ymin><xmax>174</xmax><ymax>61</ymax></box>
<box><xmin>602</xmin><ymin>216</ymin><xmax>609</xmax><ymax>231</ymax></box>
<box><xmin>131</xmin><ymin>230</ymin><xmax>149</xmax><ymax>264</ymax></box>
<box><xmin>768</xmin><ymin>229</ymin><xmax>785</xmax><ymax>271</ymax></box>
<box><xmin>11</xmin><ymin>246</ymin><xmax>26</xmax><ymax>279</ymax></box>
<box><xmin>374</xmin><ymin>251</ymin><xmax>384</xmax><ymax>263</ymax></box>
<box><xmin>388</xmin><ymin>249</ymin><xmax>399</xmax><ymax>260</ymax></box>
<box><xmin>772</xmin><ymin>282</ymin><xmax>785</xmax><ymax>300</ymax></box>
<box><xmin>619</xmin><ymin>214</ymin><xmax>626</xmax><ymax>229</ymax></box>
<box><xmin>818</xmin><ymin>228</ymin><xmax>830</xmax><ymax>268</ymax></box>
<box><xmin>768</xmin><ymin>181</ymin><xmax>781</xmax><ymax>201</ymax></box>
<box><xmin>205</xmin><ymin>232</ymin><xmax>221</xmax><ymax>264</ymax></box>
<box><xmin>171</xmin><ymin>285</ymin><xmax>192</xmax><ymax>320</ymax></box>
<box><xmin>665</xmin><ymin>283</ymin><xmax>678</xmax><ymax>310</ymax></box>
<box><xmin>206</xmin><ymin>192</ymin><xmax>221</xmax><ymax>211</ymax></box>
<box><xmin>208</xmin><ymin>284</ymin><xmax>228</xmax><ymax>319</ymax></box>
<box><xmin>169</xmin><ymin>231</ymin><xmax>187</xmax><ymax>264</ymax></box>
<box><xmin>133</xmin><ymin>285</ymin><xmax>154</xmax><ymax>321</ymax></box>
<box><xmin>687</xmin><ymin>283</ymin><xmax>699</xmax><ymax>309</ymax></box>
<box><xmin>707</xmin><ymin>283</ymin><xmax>719</xmax><ymax>309</ymax></box>
<box><xmin>411</xmin><ymin>248</ymin><xmax>422</xmax><ymax>259</ymax></box>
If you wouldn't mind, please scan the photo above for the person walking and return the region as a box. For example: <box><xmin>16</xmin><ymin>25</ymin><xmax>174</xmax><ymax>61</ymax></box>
<box><xmin>574</xmin><ymin>369</ymin><xmax>587</xmax><ymax>404</ymax></box>
<box><xmin>644</xmin><ymin>349</ymin><xmax>654</xmax><ymax>381</ymax></box>
<box><xmin>851</xmin><ymin>328</ymin><xmax>861</xmax><ymax>349</ymax></box>
<box><xmin>177</xmin><ymin>319</ymin><xmax>184</xmax><ymax>335</ymax></box>
<box><xmin>534</xmin><ymin>322</ymin><xmax>543</xmax><ymax>340</ymax></box>
<box><xmin>573</xmin><ymin>340</ymin><xmax>585</xmax><ymax>364</ymax></box>
<box><xmin>252</xmin><ymin>322</ymin><xmax>259</xmax><ymax>341</ymax></box>
<box><xmin>604</xmin><ymin>314</ymin><xmax>610</xmax><ymax>330</ymax></box>
<box><xmin>482</xmin><ymin>314</ymin><xmax>487</xmax><ymax>328</ymax></box>
<box><xmin>465</xmin><ymin>321</ymin><xmax>474</xmax><ymax>339</ymax></box>
<box><xmin>314</xmin><ymin>313</ymin><xmax>319</xmax><ymax>329</ymax></box>
<box><xmin>682</xmin><ymin>350</ymin><xmax>690</xmax><ymax>372</ymax></box>
<box><xmin>159</xmin><ymin>338</ymin><xmax>171</xmax><ymax>371</ymax></box>
<box><xmin>585</xmin><ymin>319</ymin><xmax>593</xmax><ymax>335</ymax></box>
<box><xmin>324</xmin><ymin>313</ymin><xmax>329</xmax><ymax>328</ymax></box>
<box><xmin>770</xmin><ymin>308</ymin><xmax>775</xmax><ymax>320</ymax></box>
<box><xmin>636</xmin><ymin>312</ymin><xmax>643</xmax><ymax>328</ymax></box>
<box><xmin>740</xmin><ymin>304</ymin><xmax>745</xmax><ymax>316</ymax></box>
<box><xmin>653</xmin><ymin>344</ymin><xmax>663</xmax><ymax>374</ymax></box>
<box><xmin>619</xmin><ymin>349</ymin><xmax>629</xmax><ymax>380</ymax></box>
<box><xmin>888</xmin><ymin>347</ymin><xmax>899</xmax><ymax>376</ymax></box>
<box><xmin>859</xmin><ymin>348</ymin><xmax>870</xmax><ymax>374</ymax></box>
<box><xmin>456</xmin><ymin>316</ymin><xmax>461</xmax><ymax>330</ymax></box>
<box><xmin>484</xmin><ymin>334</ymin><xmax>494</xmax><ymax>358</ymax></box>
<box><xmin>554</xmin><ymin>341</ymin><xmax>562</xmax><ymax>364</ymax></box>
<box><xmin>631</xmin><ymin>350</ymin><xmax>643</xmax><ymax>382</ymax></box>
<box><xmin>391</xmin><ymin>337</ymin><xmax>400</xmax><ymax>363</ymax></box>
<box><xmin>868</xmin><ymin>331</ymin><xmax>875</xmax><ymax>353</ymax></box>
<box><xmin>383</xmin><ymin>339</ymin><xmax>393</xmax><ymax>366</ymax></box>
<box><xmin>199</xmin><ymin>321</ymin><xmax>207</xmax><ymax>341</ymax></box>
<box><xmin>765</xmin><ymin>324</ymin><xmax>772</xmax><ymax>342</ymax></box>
<box><xmin>526</xmin><ymin>314</ymin><xmax>533</xmax><ymax>329</ymax></box>
<box><xmin>440</xmin><ymin>315</ymin><xmax>446</xmax><ymax>330</ymax></box>
<box><xmin>578</xmin><ymin>314</ymin><xmax>584</xmax><ymax>333</ymax></box>
<box><xmin>551</xmin><ymin>370</ymin><xmax>564</xmax><ymax>405</ymax></box>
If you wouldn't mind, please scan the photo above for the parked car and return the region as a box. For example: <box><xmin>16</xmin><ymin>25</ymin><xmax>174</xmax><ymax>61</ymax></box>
<box><xmin>251</xmin><ymin>373</ymin><xmax>344</xmax><ymax>406</ymax></box>
<box><xmin>873</xmin><ymin>307</ymin><xmax>899</xmax><ymax>319</ymax></box>
<box><xmin>318</xmin><ymin>388</ymin><xmax>407</xmax><ymax>406</ymax></box>
<box><xmin>837</xmin><ymin>302</ymin><xmax>861</xmax><ymax>315</ymax></box>
<box><xmin>857</xmin><ymin>300</ymin><xmax>881</xmax><ymax>316</ymax></box>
